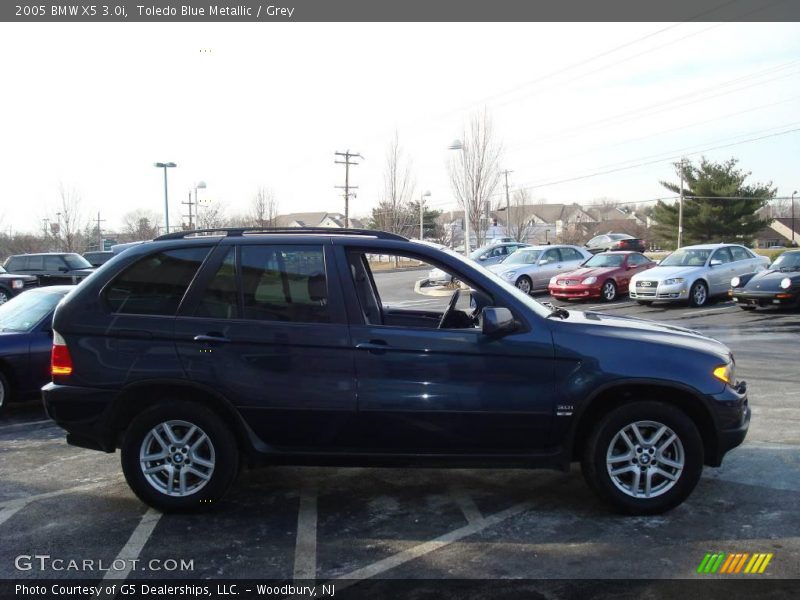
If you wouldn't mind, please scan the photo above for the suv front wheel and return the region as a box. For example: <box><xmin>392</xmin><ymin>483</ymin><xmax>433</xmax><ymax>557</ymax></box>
<box><xmin>581</xmin><ymin>401</ymin><xmax>703</xmax><ymax>515</ymax></box>
<box><xmin>121</xmin><ymin>402</ymin><xmax>239</xmax><ymax>512</ymax></box>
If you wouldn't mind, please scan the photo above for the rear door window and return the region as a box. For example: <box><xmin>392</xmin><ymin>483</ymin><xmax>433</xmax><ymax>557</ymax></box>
<box><xmin>105</xmin><ymin>247</ymin><xmax>211</xmax><ymax>315</ymax></box>
<box><xmin>730</xmin><ymin>246</ymin><xmax>751</xmax><ymax>262</ymax></box>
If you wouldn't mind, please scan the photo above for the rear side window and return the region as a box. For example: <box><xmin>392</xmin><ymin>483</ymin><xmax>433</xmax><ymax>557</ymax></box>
<box><xmin>105</xmin><ymin>247</ymin><xmax>210</xmax><ymax>315</ymax></box>
<box><xmin>240</xmin><ymin>245</ymin><xmax>330</xmax><ymax>323</ymax></box>
<box><xmin>559</xmin><ymin>247</ymin><xmax>584</xmax><ymax>261</ymax></box>
<box><xmin>730</xmin><ymin>246</ymin><xmax>752</xmax><ymax>262</ymax></box>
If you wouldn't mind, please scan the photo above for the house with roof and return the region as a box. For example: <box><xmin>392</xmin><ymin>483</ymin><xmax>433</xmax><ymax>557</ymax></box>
<box><xmin>274</xmin><ymin>212</ymin><xmax>365</xmax><ymax>229</ymax></box>
<box><xmin>753</xmin><ymin>217</ymin><xmax>800</xmax><ymax>249</ymax></box>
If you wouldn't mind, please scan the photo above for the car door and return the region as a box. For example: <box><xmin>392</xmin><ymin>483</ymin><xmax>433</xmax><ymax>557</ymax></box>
<box><xmin>532</xmin><ymin>247</ymin><xmax>563</xmax><ymax>290</ymax></box>
<box><xmin>174</xmin><ymin>241</ymin><xmax>358</xmax><ymax>448</ymax></box>
<box><xmin>730</xmin><ymin>245</ymin><xmax>759</xmax><ymax>277</ymax></box>
<box><xmin>708</xmin><ymin>247</ymin><xmax>735</xmax><ymax>295</ymax></box>
<box><xmin>338</xmin><ymin>245</ymin><xmax>556</xmax><ymax>452</ymax></box>
<box><xmin>43</xmin><ymin>256</ymin><xmax>70</xmax><ymax>285</ymax></box>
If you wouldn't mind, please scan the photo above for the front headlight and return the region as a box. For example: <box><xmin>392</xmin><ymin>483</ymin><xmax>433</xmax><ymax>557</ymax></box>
<box><xmin>730</xmin><ymin>276</ymin><xmax>741</xmax><ymax>288</ymax></box>
<box><xmin>582</xmin><ymin>276</ymin><xmax>597</xmax><ymax>285</ymax></box>
<box><xmin>713</xmin><ymin>362</ymin><xmax>735</xmax><ymax>385</ymax></box>
<box><xmin>549</xmin><ymin>276</ymin><xmax>558</xmax><ymax>284</ymax></box>
<box><xmin>11</xmin><ymin>279</ymin><xmax>24</xmax><ymax>290</ymax></box>
<box><xmin>780</xmin><ymin>277</ymin><xmax>792</xmax><ymax>290</ymax></box>
<box><xmin>663</xmin><ymin>278</ymin><xmax>685</xmax><ymax>286</ymax></box>
<box><xmin>503</xmin><ymin>270</ymin><xmax>517</xmax><ymax>279</ymax></box>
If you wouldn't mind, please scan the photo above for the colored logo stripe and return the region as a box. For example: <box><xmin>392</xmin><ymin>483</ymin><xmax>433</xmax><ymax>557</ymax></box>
<box><xmin>698</xmin><ymin>552</ymin><xmax>773</xmax><ymax>574</ymax></box>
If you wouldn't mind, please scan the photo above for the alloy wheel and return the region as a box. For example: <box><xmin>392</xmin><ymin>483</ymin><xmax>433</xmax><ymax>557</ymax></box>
<box><xmin>516</xmin><ymin>277</ymin><xmax>531</xmax><ymax>294</ymax></box>
<box><xmin>139</xmin><ymin>420</ymin><xmax>215</xmax><ymax>497</ymax></box>
<box><xmin>0</xmin><ymin>291</ymin><xmax>9</xmax><ymax>305</ymax></box>
<box><xmin>692</xmin><ymin>283</ymin><xmax>707</xmax><ymax>306</ymax></box>
<box><xmin>606</xmin><ymin>420</ymin><xmax>684</xmax><ymax>499</ymax></box>
<box><xmin>602</xmin><ymin>281</ymin><xmax>617</xmax><ymax>301</ymax></box>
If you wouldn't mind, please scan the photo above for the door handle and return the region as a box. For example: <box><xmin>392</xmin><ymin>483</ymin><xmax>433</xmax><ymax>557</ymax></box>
<box><xmin>193</xmin><ymin>334</ymin><xmax>231</xmax><ymax>343</ymax></box>
<box><xmin>356</xmin><ymin>340</ymin><xmax>389</xmax><ymax>354</ymax></box>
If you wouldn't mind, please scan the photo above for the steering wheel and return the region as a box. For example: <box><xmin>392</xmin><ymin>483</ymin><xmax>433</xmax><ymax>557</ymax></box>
<box><xmin>437</xmin><ymin>289</ymin><xmax>461</xmax><ymax>329</ymax></box>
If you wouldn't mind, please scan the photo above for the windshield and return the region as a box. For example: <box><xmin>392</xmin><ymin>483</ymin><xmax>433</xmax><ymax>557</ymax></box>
<box><xmin>470</xmin><ymin>247</ymin><xmax>491</xmax><ymax>260</ymax></box>
<box><xmin>584</xmin><ymin>254</ymin><xmax>625</xmax><ymax>267</ymax></box>
<box><xmin>0</xmin><ymin>290</ymin><xmax>65</xmax><ymax>332</ymax></box>
<box><xmin>0</xmin><ymin>266</ymin><xmax>6</xmax><ymax>274</ymax></box>
<box><xmin>771</xmin><ymin>252</ymin><xmax>800</xmax><ymax>270</ymax></box>
<box><xmin>504</xmin><ymin>249</ymin><xmax>541</xmax><ymax>265</ymax></box>
<box><xmin>660</xmin><ymin>248</ymin><xmax>712</xmax><ymax>267</ymax></box>
<box><xmin>608</xmin><ymin>234</ymin><xmax>633</xmax><ymax>240</ymax></box>
<box><xmin>63</xmin><ymin>254</ymin><xmax>92</xmax><ymax>269</ymax></box>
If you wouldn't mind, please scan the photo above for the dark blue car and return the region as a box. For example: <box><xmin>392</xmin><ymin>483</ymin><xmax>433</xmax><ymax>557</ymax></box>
<box><xmin>42</xmin><ymin>229</ymin><xmax>749</xmax><ymax>515</ymax></box>
<box><xmin>0</xmin><ymin>286</ymin><xmax>71</xmax><ymax>412</ymax></box>
<box><xmin>731</xmin><ymin>249</ymin><xmax>800</xmax><ymax>310</ymax></box>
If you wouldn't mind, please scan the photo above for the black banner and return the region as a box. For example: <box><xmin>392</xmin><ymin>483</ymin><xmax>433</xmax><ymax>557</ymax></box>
<box><xmin>2</xmin><ymin>0</ymin><xmax>800</xmax><ymax>23</ymax></box>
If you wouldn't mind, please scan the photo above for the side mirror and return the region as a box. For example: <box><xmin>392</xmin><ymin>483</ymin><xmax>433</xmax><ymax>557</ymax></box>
<box><xmin>479</xmin><ymin>255</ymin><xmax>487</xmax><ymax>261</ymax></box>
<box><xmin>709</xmin><ymin>259</ymin><xmax>722</xmax><ymax>267</ymax></box>
<box><xmin>538</xmin><ymin>259</ymin><xmax>548</xmax><ymax>265</ymax></box>
<box><xmin>481</xmin><ymin>307</ymin><xmax>518</xmax><ymax>337</ymax></box>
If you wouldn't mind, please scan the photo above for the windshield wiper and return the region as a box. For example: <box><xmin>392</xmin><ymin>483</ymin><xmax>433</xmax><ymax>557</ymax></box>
<box><xmin>779</xmin><ymin>266</ymin><xmax>800</xmax><ymax>272</ymax></box>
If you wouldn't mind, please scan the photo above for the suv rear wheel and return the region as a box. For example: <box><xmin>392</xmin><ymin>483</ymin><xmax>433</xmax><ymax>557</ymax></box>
<box><xmin>121</xmin><ymin>402</ymin><xmax>239</xmax><ymax>512</ymax></box>
<box><xmin>581</xmin><ymin>401</ymin><xmax>703</xmax><ymax>515</ymax></box>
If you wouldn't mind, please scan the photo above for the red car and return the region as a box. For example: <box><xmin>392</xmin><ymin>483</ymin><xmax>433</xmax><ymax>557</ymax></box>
<box><xmin>548</xmin><ymin>251</ymin><xmax>656</xmax><ymax>302</ymax></box>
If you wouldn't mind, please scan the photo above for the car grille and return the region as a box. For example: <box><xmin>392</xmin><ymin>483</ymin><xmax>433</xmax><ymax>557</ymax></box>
<box><xmin>636</xmin><ymin>281</ymin><xmax>657</xmax><ymax>288</ymax></box>
<box><xmin>23</xmin><ymin>279</ymin><xmax>39</xmax><ymax>288</ymax></box>
<box><xmin>556</xmin><ymin>279</ymin><xmax>580</xmax><ymax>286</ymax></box>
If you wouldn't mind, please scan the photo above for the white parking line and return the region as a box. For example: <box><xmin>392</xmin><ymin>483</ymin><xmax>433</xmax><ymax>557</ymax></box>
<box><xmin>103</xmin><ymin>508</ymin><xmax>162</xmax><ymax>581</ymax></box>
<box><xmin>0</xmin><ymin>478</ymin><xmax>123</xmax><ymax>511</ymax></box>
<box><xmin>0</xmin><ymin>419</ymin><xmax>55</xmax><ymax>431</ymax></box>
<box><xmin>293</xmin><ymin>485</ymin><xmax>318</xmax><ymax>581</ymax></box>
<box><xmin>332</xmin><ymin>501</ymin><xmax>531</xmax><ymax>583</ymax></box>
<box><xmin>681</xmin><ymin>304</ymin><xmax>736</xmax><ymax>316</ymax></box>
<box><xmin>584</xmin><ymin>301</ymin><xmax>636</xmax><ymax>310</ymax></box>
<box><xmin>451</xmin><ymin>489</ymin><xmax>483</xmax><ymax>525</ymax></box>
<box><xmin>0</xmin><ymin>500</ymin><xmax>27</xmax><ymax>527</ymax></box>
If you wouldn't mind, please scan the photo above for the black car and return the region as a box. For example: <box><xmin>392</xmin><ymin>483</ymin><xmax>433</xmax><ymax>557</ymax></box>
<box><xmin>0</xmin><ymin>265</ymin><xmax>38</xmax><ymax>305</ymax></box>
<box><xmin>730</xmin><ymin>249</ymin><xmax>800</xmax><ymax>310</ymax></box>
<box><xmin>586</xmin><ymin>233</ymin><xmax>646</xmax><ymax>254</ymax></box>
<box><xmin>43</xmin><ymin>228</ymin><xmax>749</xmax><ymax>515</ymax></box>
<box><xmin>83</xmin><ymin>251</ymin><xmax>115</xmax><ymax>267</ymax></box>
<box><xmin>0</xmin><ymin>287</ymin><xmax>71</xmax><ymax>412</ymax></box>
<box><xmin>3</xmin><ymin>253</ymin><xmax>94</xmax><ymax>286</ymax></box>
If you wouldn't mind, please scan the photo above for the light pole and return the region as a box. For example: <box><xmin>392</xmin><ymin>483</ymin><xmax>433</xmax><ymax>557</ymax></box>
<box><xmin>193</xmin><ymin>181</ymin><xmax>206</xmax><ymax>230</ymax></box>
<box><xmin>154</xmin><ymin>162</ymin><xmax>177</xmax><ymax>234</ymax></box>
<box><xmin>792</xmin><ymin>190</ymin><xmax>797</xmax><ymax>247</ymax></box>
<box><xmin>448</xmin><ymin>139</ymin><xmax>469</xmax><ymax>254</ymax></box>
<box><xmin>419</xmin><ymin>190</ymin><xmax>431</xmax><ymax>241</ymax></box>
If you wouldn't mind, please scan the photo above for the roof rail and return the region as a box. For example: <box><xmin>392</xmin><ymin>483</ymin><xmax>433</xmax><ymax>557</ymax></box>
<box><xmin>154</xmin><ymin>227</ymin><xmax>408</xmax><ymax>242</ymax></box>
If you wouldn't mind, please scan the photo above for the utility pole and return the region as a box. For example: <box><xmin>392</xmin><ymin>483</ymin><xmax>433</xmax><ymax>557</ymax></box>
<box><xmin>335</xmin><ymin>150</ymin><xmax>362</xmax><ymax>228</ymax></box>
<box><xmin>792</xmin><ymin>190</ymin><xmax>797</xmax><ymax>246</ymax></box>
<box><xmin>94</xmin><ymin>212</ymin><xmax>106</xmax><ymax>250</ymax></box>
<box><xmin>182</xmin><ymin>191</ymin><xmax>195</xmax><ymax>230</ymax></box>
<box><xmin>41</xmin><ymin>218</ymin><xmax>50</xmax><ymax>238</ymax></box>
<box><xmin>502</xmin><ymin>169</ymin><xmax>513</xmax><ymax>217</ymax></box>
<box><xmin>678</xmin><ymin>158</ymin><xmax>686</xmax><ymax>248</ymax></box>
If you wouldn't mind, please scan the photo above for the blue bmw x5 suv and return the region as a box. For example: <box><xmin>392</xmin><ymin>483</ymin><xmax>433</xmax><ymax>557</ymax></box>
<box><xmin>43</xmin><ymin>228</ymin><xmax>749</xmax><ymax>514</ymax></box>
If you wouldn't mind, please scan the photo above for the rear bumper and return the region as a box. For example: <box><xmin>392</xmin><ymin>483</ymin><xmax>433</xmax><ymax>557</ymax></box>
<box><xmin>42</xmin><ymin>382</ymin><xmax>117</xmax><ymax>452</ymax></box>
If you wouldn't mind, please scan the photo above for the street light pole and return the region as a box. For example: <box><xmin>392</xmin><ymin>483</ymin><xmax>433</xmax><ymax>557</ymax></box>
<box><xmin>448</xmin><ymin>139</ymin><xmax>470</xmax><ymax>254</ymax></box>
<box><xmin>419</xmin><ymin>191</ymin><xmax>431</xmax><ymax>241</ymax></box>
<box><xmin>154</xmin><ymin>162</ymin><xmax>177</xmax><ymax>234</ymax></box>
<box><xmin>678</xmin><ymin>158</ymin><xmax>686</xmax><ymax>249</ymax></box>
<box><xmin>792</xmin><ymin>190</ymin><xmax>797</xmax><ymax>246</ymax></box>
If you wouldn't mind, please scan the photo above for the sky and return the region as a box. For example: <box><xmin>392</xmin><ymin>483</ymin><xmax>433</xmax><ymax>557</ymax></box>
<box><xmin>0</xmin><ymin>21</ymin><xmax>799</xmax><ymax>235</ymax></box>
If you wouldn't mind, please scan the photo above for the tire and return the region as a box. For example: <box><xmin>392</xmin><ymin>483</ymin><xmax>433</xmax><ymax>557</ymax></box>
<box><xmin>636</xmin><ymin>300</ymin><xmax>652</xmax><ymax>306</ymax></box>
<box><xmin>601</xmin><ymin>280</ymin><xmax>617</xmax><ymax>302</ymax></box>
<box><xmin>121</xmin><ymin>401</ymin><xmax>239</xmax><ymax>512</ymax></box>
<box><xmin>515</xmin><ymin>276</ymin><xmax>533</xmax><ymax>295</ymax></box>
<box><xmin>581</xmin><ymin>401</ymin><xmax>703</xmax><ymax>515</ymax></box>
<box><xmin>0</xmin><ymin>288</ymin><xmax>11</xmax><ymax>306</ymax></box>
<box><xmin>688</xmin><ymin>280</ymin><xmax>708</xmax><ymax>307</ymax></box>
<box><xmin>0</xmin><ymin>371</ymin><xmax>9</xmax><ymax>414</ymax></box>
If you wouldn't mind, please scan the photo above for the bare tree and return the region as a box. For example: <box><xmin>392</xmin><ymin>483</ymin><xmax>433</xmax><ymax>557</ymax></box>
<box><xmin>55</xmin><ymin>184</ymin><xmax>85</xmax><ymax>252</ymax></box>
<box><xmin>370</xmin><ymin>133</ymin><xmax>416</xmax><ymax>236</ymax></box>
<box><xmin>250</xmin><ymin>186</ymin><xmax>279</xmax><ymax>227</ymax></box>
<box><xmin>448</xmin><ymin>110</ymin><xmax>503</xmax><ymax>248</ymax></box>
<box><xmin>120</xmin><ymin>209</ymin><xmax>161</xmax><ymax>241</ymax></box>
<box><xmin>506</xmin><ymin>188</ymin><xmax>536</xmax><ymax>243</ymax></box>
<box><xmin>196</xmin><ymin>201</ymin><xmax>229</xmax><ymax>230</ymax></box>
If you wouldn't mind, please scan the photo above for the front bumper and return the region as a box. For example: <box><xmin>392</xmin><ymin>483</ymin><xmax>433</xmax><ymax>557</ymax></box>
<box><xmin>548</xmin><ymin>283</ymin><xmax>602</xmax><ymax>299</ymax></box>
<box><xmin>629</xmin><ymin>281</ymin><xmax>689</xmax><ymax>301</ymax></box>
<box><xmin>42</xmin><ymin>382</ymin><xmax>117</xmax><ymax>452</ymax></box>
<box><xmin>707</xmin><ymin>381</ymin><xmax>750</xmax><ymax>467</ymax></box>
<box><xmin>731</xmin><ymin>289</ymin><xmax>800</xmax><ymax>307</ymax></box>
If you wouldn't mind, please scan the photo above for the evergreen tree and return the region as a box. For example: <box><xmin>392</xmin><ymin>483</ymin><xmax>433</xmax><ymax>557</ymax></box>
<box><xmin>653</xmin><ymin>158</ymin><xmax>774</xmax><ymax>247</ymax></box>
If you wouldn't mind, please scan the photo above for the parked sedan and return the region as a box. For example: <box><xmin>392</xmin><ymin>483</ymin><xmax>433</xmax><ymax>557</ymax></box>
<box><xmin>0</xmin><ymin>286</ymin><xmax>71</xmax><ymax>412</ymax></box>
<box><xmin>471</xmin><ymin>241</ymin><xmax>530</xmax><ymax>267</ymax></box>
<box><xmin>730</xmin><ymin>249</ymin><xmax>800</xmax><ymax>310</ymax></box>
<box><xmin>629</xmin><ymin>244</ymin><xmax>769</xmax><ymax>307</ymax></box>
<box><xmin>585</xmin><ymin>233</ymin><xmax>646</xmax><ymax>254</ymax></box>
<box><xmin>548</xmin><ymin>251</ymin><xmax>656</xmax><ymax>302</ymax></box>
<box><xmin>487</xmin><ymin>245</ymin><xmax>592</xmax><ymax>294</ymax></box>
<box><xmin>0</xmin><ymin>266</ymin><xmax>38</xmax><ymax>305</ymax></box>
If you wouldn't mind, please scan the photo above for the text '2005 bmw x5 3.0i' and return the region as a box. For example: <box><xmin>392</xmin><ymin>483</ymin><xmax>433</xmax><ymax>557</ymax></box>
<box><xmin>42</xmin><ymin>228</ymin><xmax>750</xmax><ymax>514</ymax></box>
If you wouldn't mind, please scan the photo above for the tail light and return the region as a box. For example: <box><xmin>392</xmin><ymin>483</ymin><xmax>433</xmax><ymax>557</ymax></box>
<box><xmin>51</xmin><ymin>331</ymin><xmax>73</xmax><ymax>377</ymax></box>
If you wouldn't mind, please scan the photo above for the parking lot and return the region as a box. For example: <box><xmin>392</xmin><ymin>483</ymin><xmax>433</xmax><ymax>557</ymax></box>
<box><xmin>1</xmin><ymin>269</ymin><xmax>799</xmax><ymax>584</ymax></box>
